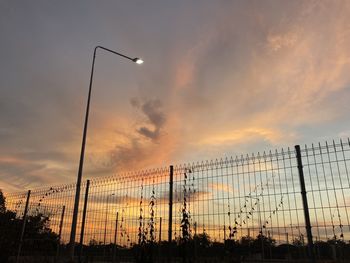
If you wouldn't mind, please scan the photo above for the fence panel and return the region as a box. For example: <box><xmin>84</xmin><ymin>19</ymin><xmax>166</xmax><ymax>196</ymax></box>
<box><xmin>3</xmin><ymin>138</ymin><xmax>350</xmax><ymax>262</ymax></box>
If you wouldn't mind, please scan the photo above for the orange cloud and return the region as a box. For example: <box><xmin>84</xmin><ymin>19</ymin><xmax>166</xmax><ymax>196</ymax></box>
<box><xmin>0</xmin><ymin>156</ymin><xmax>28</xmax><ymax>164</ymax></box>
<box><xmin>208</xmin><ymin>182</ymin><xmax>234</xmax><ymax>194</ymax></box>
<box><xmin>197</xmin><ymin>128</ymin><xmax>288</xmax><ymax>146</ymax></box>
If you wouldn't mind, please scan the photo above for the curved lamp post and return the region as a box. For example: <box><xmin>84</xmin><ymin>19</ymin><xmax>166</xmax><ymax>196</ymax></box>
<box><xmin>69</xmin><ymin>46</ymin><xmax>143</xmax><ymax>260</ymax></box>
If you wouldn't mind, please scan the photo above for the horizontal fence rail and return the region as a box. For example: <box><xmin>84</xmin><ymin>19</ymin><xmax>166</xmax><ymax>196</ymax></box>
<box><xmin>2</xmin><ymin>138</ymin><xmax>350</xmax><ymax>262</ymax></box>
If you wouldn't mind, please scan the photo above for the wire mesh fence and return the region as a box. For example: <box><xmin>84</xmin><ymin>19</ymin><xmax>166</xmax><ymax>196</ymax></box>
<box><xmin>2</xmin><ymin>138</ymin><xmax>350</xmax><ymax>262</ymax></box>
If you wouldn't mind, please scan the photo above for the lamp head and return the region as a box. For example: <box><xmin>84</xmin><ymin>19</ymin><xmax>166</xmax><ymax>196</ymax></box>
<box><xmin>133</xmin><ymin>58</ymin><xmax>144</xmax><ymax>64</ymax></box>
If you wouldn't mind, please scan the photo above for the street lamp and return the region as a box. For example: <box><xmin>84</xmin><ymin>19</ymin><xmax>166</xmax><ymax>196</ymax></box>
<box><xmin>69</xmin><ymin>46</ymin><xmax>143</xmax><ymax>260</ymax></box>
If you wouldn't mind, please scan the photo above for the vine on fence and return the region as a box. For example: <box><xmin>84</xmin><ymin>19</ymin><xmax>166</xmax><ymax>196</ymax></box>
<box><xmin>119</xmin><ymin>194</ymin><xmax>131</xmax><ymax>244</ymax></box>
<box><xmin>229</xmin><ymin>172</ymin><xmax>278</xmax><ymax>239</ymax></box>
<box><xmin>181</xmin><ymin>168</ymin><xmax>191</xmax><ymax>242</ymax></box>
<box><xmin>148</xmin><ymin>179</ymin><xmax>156</xmax><ymax>243</ymax></box>
<box><xmin>138</xmin><ymin>179</ymin><xmax>146</xmax><ymax>245</ymax></box>
<box><xmin>262</xmin><ymin>196</ymin><xmax>284</xmax><ymax>231</ymax></box>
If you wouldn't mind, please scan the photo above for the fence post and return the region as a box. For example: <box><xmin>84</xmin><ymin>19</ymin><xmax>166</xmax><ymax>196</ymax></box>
<box><xmin>168</xmin><ymin>165</ymin><xmax>174</xmax><ymax>243</ymax></box>
<box><xmin>16</xmin><ymin>189</ymin><xmax>31</xmax><ymax>263</ymax></box>
<box><xmin>295</xmin><ymin>145</ymin><xmax>315</xmax><ymax>263</ymax></box>
<box><xmin>56</xmin><ymin>205</ymin><xmax>66</xmax><ymax>262</ymax></box>
<box><xmin>79</xmin><ymin>179</ymin><xmax>90</xmax><ymax>263</ymax></box>
<box><xmin>112</xmin><ymin>211</ymin><xmax>119</xmax><ymax>263</ymax></box>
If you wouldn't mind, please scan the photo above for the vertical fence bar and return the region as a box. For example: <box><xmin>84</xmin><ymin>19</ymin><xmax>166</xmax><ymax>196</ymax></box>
<box><xmin>159</xmin><ymin>217</ymin><xmax>162</xmax><ymax>242</ymax></box>
<box><xmin>194</xmin><ymin>221</ymin><xmax>198</xmax><ymax>261</ymax></box>
<box><xmin>103</xmin><ymin>194</ymin><xmax>113</xmax><ymax>259</ymax></box>
<box><xmin>16</xmin><ymin>189</ymin><xmax>31</xmax><ymax>263</ymax></box>
<box><xmin>56</xmin><ymin>205</ymin><xmax>66</xmax><ymax>262</ymax></box>
<box><xmin>78</xmin><ymin>179</ymin><xmax>90</xmax><ymax>263</ymax></box>
<box><xmin>112</xmin><ymin>211</ymin><xmax>119</xmax><ymax>263</ymax></box>
<box><xmin>168</xmin><ymin>165</ymin><xmax>174</xmax><ymax>243</ymax></box>
<box><xmin>295</xmin><ymin>145</ymin><xmax>315</xmax><ymax>263</ymax></box>
<box><xmin>258</xmin><ymin>201</ymin><xmax>264</xmax><ymax>261</ymax></box>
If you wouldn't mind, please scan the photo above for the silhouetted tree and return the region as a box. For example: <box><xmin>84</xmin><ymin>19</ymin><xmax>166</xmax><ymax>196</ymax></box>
<box><xmin>194</xmin><ymin>232</ymin><xmax>211</xmax><ymax>248</ymax></box>
<box><xmin>0</xmin><ymin>190</ymin><xmax>58</xmax><ymax>262</ymax></box>
<box><xmin>0</xmin><ymin>189</ymin><xmax>5</xmax><ymax>213</ymax></box>
<box><xmin>241</xmin><ymin>235</ymin><xmax>254</xmax><ymax>247</ymax></box>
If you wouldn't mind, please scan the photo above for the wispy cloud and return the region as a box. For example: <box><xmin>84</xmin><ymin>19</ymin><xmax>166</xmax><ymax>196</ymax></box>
<box><xmin>1</xmin><ymin>1</ymin><xmax>350</xmax><ymax>191</ymax></box>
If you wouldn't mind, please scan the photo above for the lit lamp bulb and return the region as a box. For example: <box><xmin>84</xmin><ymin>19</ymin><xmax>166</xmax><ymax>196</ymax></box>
<box><xmin>133</xmin><ymin>58</ymin><xmax>144</xmax><ymax>64</ymax></box>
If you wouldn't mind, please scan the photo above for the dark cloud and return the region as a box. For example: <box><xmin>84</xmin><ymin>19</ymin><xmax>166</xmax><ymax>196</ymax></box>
<box><xmin>107</xmin><ymin>98</ymin><xmax>167</xmax><ymax>171</ymax></box>
<box><xmin>109</xmin><ymin>138</ymin><xmax>151</xmax><ymax>171</ymax></box>
<box><xmin>137</xmin><ymin>127</ymin><xmax>160</xmax><ymax>140</ymax></box>
<box><xmin>129</xmin><ymin>97</ymin><xmax>140</xmax><ymax>108</ymax></box>
<box><xmin>130</xmin><ymin>98</ymin><xmax>166</xmax><ymax>141</ymax></box>
<box><xmin>80</xmin><ymin>194</ymin><xmax>140</xmax><ymax>206</ymax></box>
<box><xmin>158</xmin><ymin>189</ymin><xmax>210</xmax><ymax>204</ymax></box>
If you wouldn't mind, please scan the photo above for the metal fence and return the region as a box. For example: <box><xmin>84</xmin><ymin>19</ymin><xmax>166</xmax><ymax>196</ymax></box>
<box><xmin>2</xmin><ymin>138</ymin><xmax>350</xmax><ymax>262</ymax></box>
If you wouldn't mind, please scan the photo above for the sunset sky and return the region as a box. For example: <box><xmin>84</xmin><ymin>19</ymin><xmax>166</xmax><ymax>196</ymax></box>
<box><xmin>1</xmin><ymin>0</ymin><xmax>350</xmax><ymax>192</ymax></box>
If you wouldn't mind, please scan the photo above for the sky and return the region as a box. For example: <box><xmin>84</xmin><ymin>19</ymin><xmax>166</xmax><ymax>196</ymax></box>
<box><xmin>1</xmin><ymin>0</ymin><xmax>350</xmax><ymax>192</ymax></box>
